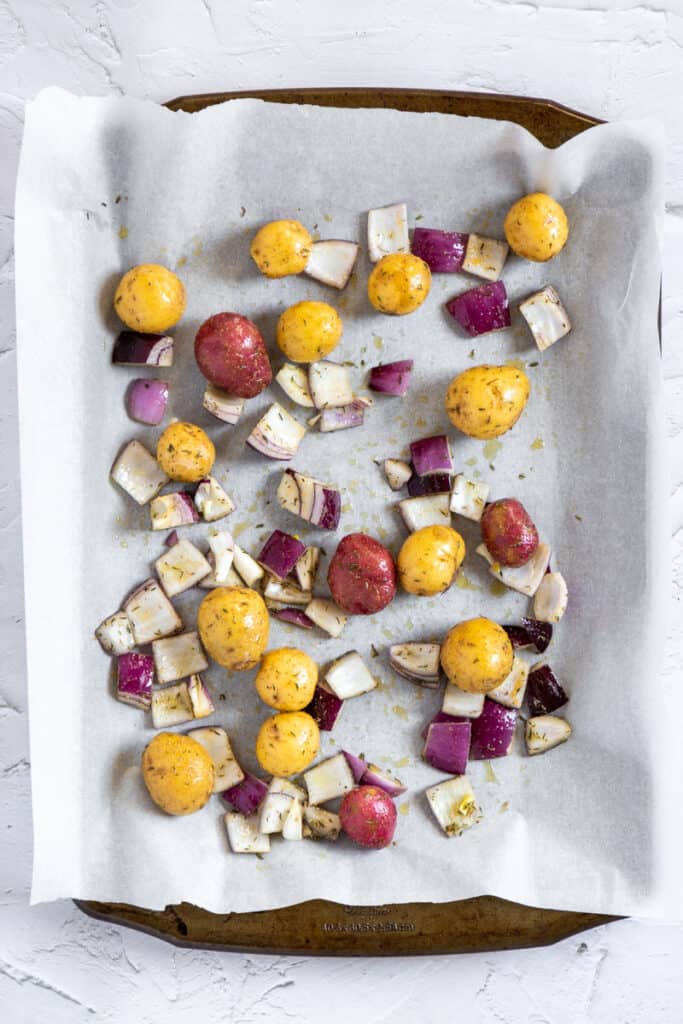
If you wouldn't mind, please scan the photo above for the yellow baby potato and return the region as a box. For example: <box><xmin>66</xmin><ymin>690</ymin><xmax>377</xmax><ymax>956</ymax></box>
<box><xmin>445</xmin><ymin>364</ymin><xmax>530</xmax><ymax>440</ymax></box>
<box><xmin>367</xmin><ymin>252</ymin><xmax>431</xmax><ymax>315</ymax></box>
<box><xmin>398</xmin><ymin>525</ymin><xmax>465</xmax><ymax>596</ymax></box>
<box><xmin>197</xmin><ymin>587</ymin><xmax>269</xmax><ymax>672</ymax></box>
<box><xmin>276</xmin><ymin>300</ymin><xmax>343</xmax><ymax>362</ymax></box>
<box><xmin>254</xmin><ymin>647</ymin><xmax>318</xmax><ymax>711</ymax></box>
<box><xmin>255</xmin><ymin>711</ymin><xmax>320</xmax><ymax>777</ymax></box>
<box><xmin>141</xmin><ymin>732</ymin><xmax>214</xmax><ymax>816</ymax></box>
<box><xmin>250</xmin><ymin>219</ymin><xmax>313</xmax><ymax>278</ymax></box>
<box><xmin>156</xmin><ymin>421</ymin><xmax>215</xmax><ymax>483</ymax></box>
<box><xmin>440</xmin><ymin>617</ymin><xmax>513</xmax><ymax>694</ymax></box>
<box><xmin>504</xmin><ymin>192</ymin><xmax>569</xmax><ymax>262</ymax></box>
<box><xmin>114</xmin><ymin>263</ymin><xmax>186</xmax><ymax>333</ymax></box>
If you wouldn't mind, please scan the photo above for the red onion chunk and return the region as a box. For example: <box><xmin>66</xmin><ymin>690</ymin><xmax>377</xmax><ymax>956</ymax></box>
<box><xmin>116</xmin><ymin>652</ymin><xmax>154</xmax><ymax>710</ymax></box>
<box><xmin>421</xmin><ymin>710</ymin><xmax>467</xmax><ymax>740</ymax></box>
<box><xmin>273</xmin><ymin>607</ymin><xmax>315</xmax><ymax>629</ymax></box>
<box><xmin>423</xmin><ymin>720</ymin><xmax>471</xmax><ymax>775</ymax></box>
<box><xmin>368</xmin><ymin>360</ymin><xmax>414</xmax><ymax>397</ymax></box>
<box><xmin>411</xmin><ymin>227</ymin><xmax>467</xmax><ymax>272</ymax></box>
<box><xmin>407</xmin><ymin>472</ymin><xmax>451</xmax><ymax>497</ymax></box>
<box><xmin>126</xmin><ymin>378</ymin><xmax>169</xmax><ymax>425</ymax></box>
<box><xmin>319</xmin><ymin>400</ymin><xmax>366</xmax><ymax>433</ymax></box>
<box><xmin>258</xmin><ymin>529</ymin><xmax>306</xmax><ymax>580</ymax></box>
<box><xmin>410</xmin><ymin>435</ymin><xmax>453</xmax><ymax>476</ymax></box>
<box><xmin>220</xmin><ymin>772</ymin><xmax>269</xmax><ymax>816</ymax></box>
<box><xmin>305</xmin><ymin>684</ymin><xmax>344</xmax><ymax>731</ymax></box>
<box><xmin>112</xmin><ymin>331</ymin><xmax>173</xmax><ymax>366</ymax></box>
<box><xmin>361</xmin><ymin>763</ymin><xmax>407</xmax><ymax>797</ymax></box>
<box><xmin>165</xmin><ymin>530</ymin><xmax>179</xmax><ymax>547</ymax></box>
<box><xmin>342</xmin><ymin>751</ymin><xmax>368</xmax><ymax>783</ymax></box>
<box><xmin>150</xmin><ymin>491</ymin><xmax>199</xmax><ymax>531</ymax></box>
<box><xmin>469</xmin><ymin>699</ymin><xmax>517</xmax><ymax>759</ymax></box>
<box><xmin>526</xmin><ymin>664</ymin><xmax>568</xmax><ymax>716</ymax></box>
<box><xmin>277</xmin><ymin>470</ymin><xmax>341</xmax><ymax>531</ymax></box>
<box><xmin>503</xmin><ymin>618</ymin><xmax>553</xmax><ymax>654</ymax></box>
<box><xmin>446</xmin><ymin>280</ymin><xmax>511</xmax><ymax>337</ymax></box>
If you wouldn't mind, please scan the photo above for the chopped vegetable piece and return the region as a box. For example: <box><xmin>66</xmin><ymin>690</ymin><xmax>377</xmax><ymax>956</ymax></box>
<box><xmin>462</xmin><ymin>234</ymin><xmax>509</xmax><ymax>281</ymax></box>
<box><xmin>367</xmin><ymin>202</ymin><xmax>409</xmax><ymax>262</ymax></box>
<box><xmin>305</xmin><ymin>597</ymin><xmax>348</xmax><ymax>637</ymax></box>
<box><xmin>259</xmin><ymin>778</ymin><xmax>306</xmax><ymax>835</ymax></box>
<box><xmin>389</xmin><ymin>642</ymin><xmax>441</xmax><ymax>687</ymax></box>
<box><xmin>275</xmin><ymin>363</ymin><xmax>315</xmax><ymax>407</ymax></box>
<box><xmin>282</xmin><ymin>797</ymin><xmax>304</xmax><ymax>840</ymax></box>
<box><xmin>481</xmin><ymin>498</ymin><xmax>539</xmax><ymax>568</ymax></box>
<box><xmin>503</xmin><ymin>618</ymin><xmax>553</xmax><ymax>654</ymax></box>
<box><xmin>220</xmin><ymin>771</ymin><xmax>269</xmax><ymax>815</ymax></box>
<box><xmin>411</xmin><ymin>227</ymin><xmax>467</xmax><ymax>273</ymax></box>
<box><xmin>225</xmin><ymin>812</ymin><xmax>270</xmax><ymax>854</ymax></box>
<box><xmin>327</xmin><ymin>532</ymin><xmax>396</xmax><ymax>615</ymax></box>
<box><xmin>398</xmin><ymin>493</ymin><xmax>451</xmax><ymax>532</ymax></box>
<box><xmin>533</xmin><ymin>571</ymin><xmax>568</xmax><ymax>623</ymax></box>
<box><xmin>426</xmin><ymin>775</ymin><xmax>481</xmax><ymax>836</ymax></box>
<box><xmin>165</xmin><ymin>530</ymin><xmax>179</xmax><ymax>547</ymax></box>
<box><xmin>407</xmin><ymin>472</ymin><xmax>451</xmax><ymax>497</ymax></box>
<box><xmin>305</xmin><ymin>683</ymin><xmax>344</xmax><ymax>731</ymax></box>
<box><xmin>421</xmin><ymin>711</ymin><xmax>464</xmax><ymax>740</ymax></box>
<box><xmin>116</xmin><ymin>652</ymin><xmax>154</xmax><ymax>709</ymax></box>
<box><xmin>295</xmin><ymin>546</ymin><xmax>320</xmax><ymax>592</ymax></box>
<box><xmin>150</xmin><ymin>491</ymin><xmax>199</xmax><ymax>531</ymax></box>
<box><xmin>273</xmin><ymin>607</ymin><xmax>315</xmax><ymax>629</ymax></box>
<box><xmin>525</xmin><ymin>714</ymin><xmax>572</xmax><ymax>755</ymax></box>
<box><xmin>308</xmin><ymin>361</ymin><xmax>354</xmax><ymax>409</ymax></box>
<box><xmin>195</xmin><ymin>312</ymin><xmax>272</xmax><ymax>398</ymax></box>
<box><xmin>526</xmin><ymin>663</ymin><xmax>568</xmax><ymax>716</ymax></box>
<box><xmin>519</xmin><ymin>285</ymin><xmax>571</xmax><ymax>352</ymax></box>
<box><xmin>208</xmin><ymin>531</ymin><xmax>235</xmax><ymax>583</ymax></box>
<box><xmin>488</xmin><ymin>656</ymin><xmax>529</xmax><ymax>709</ymax></box>
<box><xmin>476</xmin><ymin>541</ymin><xmax>551</xmax><ymax>596</ymax></box>
<box><xmin>361</xmin><ymin>763</ymin><xmax>406</xmax><ymax>797</ymax></box>
<box><xmin>305</xmin><ymin>239</ymin><xmax>359</xmax><ymax>289</ymax></box>
<box><xmin>111</xmin><ymin>439</ymin><xmax>169</xmax><ymax>506</ymax></box>
<box><xmin>340</xmin><ymin>785</ymin><xmax>397</xmax><ymax>848</ymax></box>
<box><xmin>123</xmin><ymin>578</ymin><xmax>183</xmax><ymax>645</ymax></box>
<box><xmin>469</xmin><ymin>699</ymin><xmax>517</xmax><ymax>759</ymax></box>
<box><xmin>446</xmin><ymin>280</ymin><xmax>511</xmax><ymax>337</ymax></box>
<box><xmin>450</xmin><ymin>474</ymin><xmax>490</xmax><ymax>522</ymax></box>
<box><xmin>112</xmin><ymin>330</ymin><xmax>173</xmax><ymax>366</ymax></box>
<box><xmin>199</xmin><ymin>557</ymin><xmax>244</xmax><ymax>589</ymax></box>
<box><xmin>342</xmin><ymin>751</ymin><xmax>368</xmax><ymax>783</ymax></box>
<box><xmin>423</xmin><ymin>720</ymin><xmax>471</xmax><ymax>775</ymax></box>
<box><xmin>246</xmin><ymin>402</ymin><xmax>305</xmax><ymax>461</ymax></box>
<box><xmin>304</xmin><ymin>805</ymin><xmax>341</xmax><ymax>840</ymax></box>
<box><xmin>188</xmin><ymin>726</ymin><xmax>243</xmax><ymax>792</ymax></box>
<box><xmin>325</xmin><ymin>650</ymin><xmax>376</xmax><ymax>699</ymax></box>
<box><xmin>95</xmin><ymin>610</ymin><xmax>135</xmax><ymax>655</ymax></box>
<box><xmin>232</xmin><ymin>545</ymin><xmax>264</xmax><ymax>587</ymax></box>
<box><xmin>277</xmin><ymin>470</ymin><xmax>341</xmax><ymax>530</ymax></box>
<box><xmin>384</xmin><ymin>458</ymin><xmax>413</xmax><ymax>490</ymax></box>
<box><xmin>441</xmin><ymin>682</ymin><xmax>485</xmax><ymax>719</ymax></box>
<box><xmin>263</xmin><ymin>577</ymin><xmax>311</xmax><ymax>606</ymax></box>
<box><xmin>187</xmin><ymin>674</ymin><xmax>215</xmax><ymax>719</ymax></box>
<box><xmin>304</xmin><ymin>753</ymin><xmax>355</xmax><ymax>804</ymax></box>
<box><xmin>155</xmin><ymin>538</ymin><xmax>211</xmax><ymax>597</ymax></box>
<box><xmin>410</xmin><ymin>435</ymin><xmax>453</xmax><ymax>477</ymax></box>
<box><xmin>152</xmin><ymin>631</ymin><xmax>208</xmax><ymax>685</ymax></box>
<box><xmin>151</xmin><ymin>682</ymin><xmax>194</xmax><ymax>728</ymax></box>
<box><xmin>202</xmin><ymin>385</ymin><xmax>245</xmax><ymax>425</ymax></box>
<box><xmin>194</xmin><ymin>476</ymin><xmax>235</xmax><ymax>522</ymax></box>
<box><xmin>126</xmin><ymin>378</ymin><xmax>169</xmax><ymax>426</ymax></box>
<box><xmin>258</xmin><ymin>529</ymin><xmax>306</xmax><ymax>580</ymax></box>
<box><xmin>368</xmin><ymin>360</ymin><xmax>414</xmax><ymax>397</ymax></box>
<box><xmin>319</xmin><ymin>400</ymin><xmax>367</xmax><ymax>433</ymax></box>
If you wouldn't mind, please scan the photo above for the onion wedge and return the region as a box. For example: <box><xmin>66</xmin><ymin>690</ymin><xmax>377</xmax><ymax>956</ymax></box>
<box><xmin>525</xmin><ymin>714</ymin><xmax>572</xmax><ymax>755</ymax></box>
<box><xmin>305</xmin><ymin>239</ymin><xmax>359</xmax><ymax>289</ymax></box>
<box><xmin>368</xmin><ymin>202</ymin><xmax>409</xmax><ymax>262</ymax></box>
<box><xmin>111</xmin><ymin>440</ymin><xmax>168</xmax><ymax>506</ymax></box>
<box><xmin>426</xmin><ymin>775</ymin><xmax>481</xmax><ymax>836</ymax></box>
<box><xmin>275</xmin><ymin>363</ymin><xmax>315</xmax><ymax>407</ymax></box>
<box><xmin>247</xmin><ymin>402</ymin><xmax>305</xmax><ymax>461</ymax></box>
<box><xmin>389</xmin><ymin>642</ymin><xmax>441</xmax><ymax>687</ymax></box>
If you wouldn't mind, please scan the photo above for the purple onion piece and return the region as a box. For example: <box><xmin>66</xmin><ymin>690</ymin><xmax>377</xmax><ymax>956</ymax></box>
<box><xmin>126</xmin><ymin>378</ymin><xmax>169</xmax><ymax>425</ymax></box>
<box><xmin>368</xmin><ymin>360</ymin><xmax>414</xmax><ymax>397</ymax></box>
<box><xmin>311</xmin><ymin>483</ymin><xmax>341</xmax><ymax>531</ymax></box>
<box><xmin>361</xmin><ymin>763</ymin><xmax>407</xmax><ymax>797</ymax></box>
<box><xmin>319</xmin><ymin>400</ymin><xmax>366</xmax><ymax>433</ymax></box>
<box><xmin>407</xmin><ymin>472</ymin><xmax>452</xmax><ymax>497</ymax></box>
<box><xmin>469</xmin><ymin>699</ymin><xmax>517</xmax><ymax>759</ymax></box>
<box><xmin>410</xmin><ymin>435</ymin><xmax>453</xmax><ymax>476</ymax></box>
<box><xmin>445</xmin><ymin>280</ymin><xmax>511</xmax><ymax>337</ymax></box>
<box><xmin>421</xmin><ymin>710</ymin><xmax>467</xmax><ymax>739</ymax></box>
<box><xmin>521</xmin><ymin>617</ymin><xmax>553</xmax><ymax>652</ymax></box>
<box><xmin>411</xmin><ymin>227</ymin><xmax>468</xmax><ymax>272</ymax></box>
<box><xmin>165</xmin><ymin>530</ymin><xmax>179</xmax><ymax>547</ymax></box>
<box><xmin>306</xmin><ymin>685</ymin><xmax>343</xmax><ymax>731</ymax></box>
<box><xmin>526</xmin><ymin>664</ymin><xmax>568</xmax><ymax>716</ymax></box>
<box><xmin>116</xmin><ymin>652</ymin><xmax>154</xmax><ymax>710</ymax></box>
<box><xmin>220</xmin><ymin>772</ymin><xmax>269</xmax><ymax>816</ymax></box>
<box><xmin>112</xmin><ymin>331</ymin><xmax>174</xmax><ymax>366</ymax></box>
<box><xmin>342</xmin><ymin>750</ymin><xmax>368</xmax><ymax>783</ymax></box>
<box><xmin>258</xmin><ymin>529</ymin><xmax>306</xmax><ymax>581</ymax></box>
<box><xmin>423</xmin><ymin>720</ymin><xmax>471</xmax><ymax>775</ymax></box>
<box><xmin>273</xmin><ymin>607</ymin><xmax>315</xmax><ymax>629</ymax></box>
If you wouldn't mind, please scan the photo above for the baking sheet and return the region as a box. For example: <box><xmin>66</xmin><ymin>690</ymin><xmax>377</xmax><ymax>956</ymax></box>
<box><xmin>15</xmin><ymin>87</ymin><xmax>677</xmax><ymax>917</ymax></box>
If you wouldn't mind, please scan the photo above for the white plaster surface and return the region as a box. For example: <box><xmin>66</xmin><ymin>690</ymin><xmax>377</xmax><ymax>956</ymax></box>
<box><xmin>1</xmin><ymin>1</ymin><xmax>682</xmax><ymax>1020</ymax></box>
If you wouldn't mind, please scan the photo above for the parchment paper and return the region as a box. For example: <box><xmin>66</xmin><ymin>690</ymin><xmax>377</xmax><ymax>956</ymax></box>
<box><xmin>16</xmin><ymin>88</ymin><xmax>678</xmax><ymax>917</ymax></box>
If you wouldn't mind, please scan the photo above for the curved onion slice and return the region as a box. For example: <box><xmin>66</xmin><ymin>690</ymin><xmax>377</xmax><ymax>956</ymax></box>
<box><xmin>188</xmin><ymin>726</ymin><xmax>243</xmax><ymax>792</ymax></box>
<box><xmin>194</xmin><ymin>477</ymin><xmax>235</xmax><ymax>522</ymax></box>
<box><xmin>225</xmin><ymin>812</ymin><xmax>270</xmax><ymax>854</ymax></box>
<box><xmin>187</xmin><ymin>674</ymin><xmax>215</xmax><ymax>719</ymax></box>
<box><xmin>263</xmin><ymin>576</ymin><xmax>311</xmax><ymax>606</ymax></box>
<box><xmin>369</xmin><ymin>360</ymin><xmax>413</xmax><ymax>397</ymax></box>
<box><xmin>275</xmin><ymin>363</ymin><xmax>315</xmax><ymax>407</ymax></box>
<box><xmin>477</xmin><ymin>542</ymin><xmax>551</xmax><ymax>597</ymax></box>
<box><xmin>247</xmin><ymin>402</ymin><xmax>305</xmax><ymax>461</ymax></box>
<box><xmin>150</xmin><ymin>491</ymin><xmax>199</xmax><ymax>531</ymax></box>
<box><xmin>384</xmin><ymin>458</ymin><xmax>412</xmax><ymax>490</ymax></box>
<box><xmin>389</xmin><ymin>642</ymin><xmax>441</xmax><ymax>686</ymax></box>
<box><xmin>232</xmin><ymin>545</ymin><xmax>264</xmax><ymax>587</ymax></box>
<box><xmin>273</xmin><ymin>607</ymin><xmax>315</xmax><ymax>630</ymax></box>
<box><xmin>277</xmin><ymin>469</ymin><xmax>341</xmax><ymax>530</ymax></box>
<box><xmin>294</xmin><ymin>546</ymin><xmax>320</xmax><ymax>592</ymax></box>
<box><xmin>342</xmin><ymin>751</ymin><xmax>368</xmax><ymax>783</ymax></box>
<box><xmin>533</xmin><ymin>571</ymin><xmax>568</xmax><ymax>623</ymax></box>
<box><xmin>112</xmin><ymin>331</ymin><xmax>173</xmax><ymax>366</ymax></box>
<box><xmin>362</xmin><ymin>763</ymin><xmax>406</xmax><ymax>797</ymax></box>
<box><xmin>525</xmin><ymin>714</ymin><xmax>572</xmax><ymax>755</ymax></box>
<box><xmin>469</xmin><ymin>699</ymin><xmax>517</xmax><ymax>760</ymax></box>
<box><xmin>446</xmin><ymin>280</ymin><xmax>511</xmax><ymax>337</ymax></box>
<box><xmin>126</xmin><ymin>379</ymin><xmax>169</xmax><ymax>425</ymax></box>
<box><xmin>411</xmin><ymin>227</ymin><xmax>467</xmax><ymax>272</ymax></box>
<box><xmin>487</xmin><ymin>656</ymin><xmax>529</xmax><ymax>710</ymax></box>
<box><xmin>305</xmin><ymin>239</ymin><xmax>359</xmax><ymax>289</ymax></box>
<box><xmin>203</xmin><ymin>385</ymin><xmax>245</xmax><ymax>425</ymax></box>
<box><xmin>423</xmin><ymin>720</ymin><xmax>471</xmax><ymax>775</ymax></box>
<box><xmin>319</xmin><ymin>400</ymin><xmax>367</xmax><ymax>433</ymax></box>
<box><xmin>258</xmin><ymin>529</ymin><xmax>306</xmax><ymax>580</ymax></box>
<box><xmin>410</xmin><ymin>435</ymin><xmax>453</xmax><ymax>476</ymax></box>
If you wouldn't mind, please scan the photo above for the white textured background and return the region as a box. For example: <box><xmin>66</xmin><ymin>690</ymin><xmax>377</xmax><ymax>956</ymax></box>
<box><xmin>1</xmin><ymin>2</ymin><xmax>682</xmax><ymax>1020</ymax></box>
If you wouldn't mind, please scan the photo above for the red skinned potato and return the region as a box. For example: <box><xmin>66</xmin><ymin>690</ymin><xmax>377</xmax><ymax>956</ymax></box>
<box><xmin>327</xmin><ymin>533</ymin><xmax>396</xmax><ymax>615</ymax></box>
<box><xmin>339</xmin><ymin>785</ymin><xmax>397</xmax><ymax>849</ymax></box>
<box><xmin>481</xmin><ymin>498</ymin><xmax>539</xmax><ymax>567</ymax></box>
<box><xmin>195</xmin><ymin>313</ymin><xmax>272</xmax><ymax>399</ymax></box>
